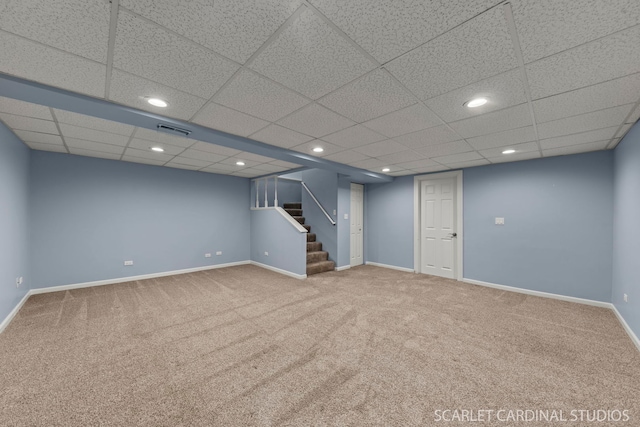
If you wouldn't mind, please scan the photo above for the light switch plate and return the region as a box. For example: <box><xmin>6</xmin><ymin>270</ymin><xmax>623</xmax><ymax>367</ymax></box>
<box><xmin>495</xmin><ymin>217</ymin><xmax>505</xmax><ymax>225</ymax></box>
<box><xmin>344</xmin><ymin>213</ymin><xmax>348</xmax><ymax>220</ymax></box>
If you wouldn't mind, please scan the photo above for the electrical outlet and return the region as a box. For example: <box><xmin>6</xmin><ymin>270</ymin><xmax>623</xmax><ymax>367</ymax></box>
<box><xmin>16</xmin><ymin>277</ymin><xmax>23</xmax><ymax>288</ymax></box>
<box><xmin>624</xmin><ymin>294</ymin><xmax>628</xmax><ymax>303</ymax></box>
<box><xmin>264</xmin><ymin>251</ymin><xmax>269</xmax><ymax>256</ymax></box>
<box><xmin>124</xmin><ymin>260</ymin><xmax>133</xmax><ymax>266</ymax></box>
<box><xmin>205</xmin><ymin>253</ymin><xmax>212</xmax><ymax>258</ymax></box>
<box><xmin>216</xmin><ymin>251</ymin><xmax>222</xmax><ymax>256</ymax></box>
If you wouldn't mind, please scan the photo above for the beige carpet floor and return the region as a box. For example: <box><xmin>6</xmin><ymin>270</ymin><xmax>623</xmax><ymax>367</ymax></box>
<box><xmin>0</xmin><ymin>265</ymin><xmax>638</xmax><ymax>426</ymax></box>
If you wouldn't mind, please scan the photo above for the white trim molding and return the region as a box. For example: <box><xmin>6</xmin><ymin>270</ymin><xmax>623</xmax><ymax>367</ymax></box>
<box><xmin>611</xmin><ymin>305</ymin><xmax>640</xmax><ymax>352</ymax></box>
<box><xmin>0</xmin><ymin>291</ymin><xmax>31</xmax><ymax>334</ymax></box>
<box><xmin>250</xmin><ymin>261</ymin><xmax>307</xmax><ymax>279</ymax></box>
<box><xmin>414</xmin><ymin>170</ymin><xmax>463</xmax><ymax>280</ymax></box>
<box><xmin>335</xmin><ymin>265</ymin><xmax>351</xmax><ymax>271</ymax></box>
<box><xmin>251</xmin><ymin>206</ymin><xmax>308</xmax><ymax>233</ymax></box>
<box><xmin>365</xmin><ymin>261</ymin><xmax>414</xmax><ymax>273</ymax></box>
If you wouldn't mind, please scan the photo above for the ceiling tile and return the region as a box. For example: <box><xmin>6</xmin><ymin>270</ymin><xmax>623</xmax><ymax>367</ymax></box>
<box><xmin>0</xmin><ymin>0</ymin><xmax>110</xmax><ymax>62</ymax></box>
<box><xmin>432</xmin><ymin>151</ymin><xmax>483</xmax><ymax>164</ymax></box>
<box><xmin>414</xmin><ymin>140</ymin><xmax>475</xmax><ymax>158</ymax></box>
<box><xmin>386</xmin><ymin>7</ymin><xmax>517</xmax><ymax>100</ymax></box>
<box><xmin>537</xmin><ymin>104</ymin><xmax>633</xmax><ymax>139</ymax></box>
<box><xmin>249</xmin><ymin>8</ymin><xmax>376</xmax><ymax>99</ymax></box>
<box><xmin>449</xmin><ymin>104</ymin><xmax>532</xmax><ymax>138</ymax></box>
<box><xmin>376</xmin><ymin>150</ymin><xmax>424</xmax><ymax>164</ymax></box>
<box><xmin>478</xmin><ymin>141</ymin><xmax>539</xmax><ymax>158</ymax></box>
<box><xmin>0</xmin><ymin>97</ymin><xmax>52</xmax><ymax>120</ymax></box>
<box><xmin>615</xmin><ymin>124</ymin><xmax>633</xmax><ymax>138</ymax></box>
<box><xmin>121</xmin><ymin>156</ymin><xmax>166</xmax><ymax>166</ymax></box>
<box><xmin>123</xmin><ymin>147</ymin><xmax>173</xmax><ymax>162</ymax></box>
<box><xmin>191</xmin><ymin>102</ymin><xmax>269</xmax><ymax>137</ymax></box>
<box><xmin>119</xmin><ymin>0</ymin><xmax>303</xmax><ymax>64</ymax></box>
<box><xmin>59</xmin><ymin>123</ymin><xmax>130</xmax><ymax>146</ymax></box>
<box><xmin>393</xmin><ymin>125</ymin><xmax>460</xmax><ymax>149</ymax></box>
<box><xmin>424</xmin><ymin>69</ymin><xmax>527</xmax><ymax>122</ymax></box>
<box><xmin>410</xmin><ymin>164</ymin><xmax>450</xmax><ymax>174</ymax></box>
<box><xmin>126</xmin><ymin>138</ymin><xmax>185</xmax><ymax>155</ymax></box>
<box><xmin>512</xmin><ymin>0</ymin><xmax>640</xmax><ymax>64</ymax></box>
<box><xmin>65</xmin><ymin>138</ymin><xmax>125</xmax><ymax>155</ymax></box>
<box><xmin>232</xmin><ymin>168</ymin><xmax>264</xmax><ymax>178</ymax></box>
<box><xmin>134</xmin><ymin>128</ymin><xmax>195</xmax><ymax>148</ymax></box>
<box><xmin>0</xmin><ymin>113</ymin><xmax>58</xmax><ymax>134</ymax></box>
<box><xmin>0</xmin><ymin>31</ymin><xmax>105</xmax><ymax>98</ymax></box>
<box><xmin>362</xmin><ymin>103</ymin><xmax>442</xmax><ymax>138</ymax></box>
<box><xmin>164</xmin><ymin>162</ymin><xmax>201</xmax><ymax>171</ymax></box>
<box><xmin>214</xmin><ymin>70</ymin><xmax>310</xmax><ymax>122</ymax></box>
<box><xmin>201</xmin><ymin>164</ymin><xmax>238</xmax><ymax>174</ymax></box>
<box><xmin>488</xmin><ymin>151</ymin><xmax>541</xmax><ymax>163</ymax></box>
<box><xmin>249</xmin><ymin>124</ymin><xmax>313</xmax><ymax>148</ymax></box>
<box><xmin>291</xmin><ymin>140</ymin><xmax>345</xmax><ymax>157</ymax></box>
<box><xmin>251</xmin><ymin>163</ymin><xmax>289</xmax><ymax>173</ymax></box>
<box><xmin>53</xmin><ymin>109</ymin><xmax>135</xmax><ymax>137</ymax></box>
<box><xmin>322</xmin><ymin>125</ymin><xmax>386</xmax><ymax>148</ymax></box>
<box><xmin>349</xmin><ymin>158</ymin><xmax>387</xmax><ymax>170</ymax></box>
<box><xmin>109</xmin><ymin>70</ymin><xmax>208</xmax><ymax>121</ymax></box>
<box><xmin>386</xmin><ymin>170</ymin><xmax>413</xmax><ymax>177</ymax></box>
<box><xmin>178</xmin><ymin>149</ymin><xmax>228</xmax><ymax>163</ymax></box>
<box><xmin>446</xmin><ymin>159</ymin><xmax>491</xmax><ymax>169</ymax></box>
<box><xmin>318</xmin><ymin>69</ymin><xmax>416</xmax><ymax>122</ymax></box>
<box><xmin>466</xmin><ymin>126</ymin><xmax>537</xmax><ymax>150</ymax></box>
<box><xmin>114</xmin><ymin>11</ymin><xmax>239</xmax><ymax>98</ymax></box>
<box><xmin>311</xmin><ymin>0</ymin><xmax>500</xmax><ymax>63</ymax></box>
<box><xmin>165</xmin><ymin>157</ymin><xmax>210</xmax><ymax>168</ymax></box>
<box><xmin>15</xmin><ymin>130</ymin><xmax>64</xmax><ymax>145</ymax></box>
<box><xmin>533</xmin><ymin>73</ymin><xmax>640</xmax><ymax>123</ymax></box>
<box><xmin>25</xmin><ymin>142</ymin><xmax>67</xmax><ymax>153</ymax></box>
<box><xmin>68</xmin><ymin>149</ymin><xmax>122</xmax><ymax>161</ymax></box>
<box><xmin>527</xmin><ymin>25</ymin><xmax>640</xmax><ymax>99</ymax></box>
<box><xmin>190</xmin><ymin>141</ymin><xmax>241</xmax><ymax>157</ymax></box>
<box><xmin>540</xmin><ymin>127</ymin><xmax>619</xmax><ymax>150</ymax></box>
<box><xmin>543</xmin><ymin>140</ymin><xmax>610</xmax><ymax>157</ymax></box>
<box><xmin>269</xmin><ymin>160</ymin><xmax>302</xmax><ymax>168</ymax></box>
<box><xmin>395</xmin><ymin>159</ymin><xmax>440</xmax><ymax>170</ymax></box>
<box><xmin>234</xmin><ymin>152</ymin><xmax>278</xmax><ymax>163</ymax></box>
<box><xmin>353</xmin><ymin>139</ymin><xmax>407</xmax><ymax>157</ymax></box>
<box><xmin>626</xmin><ymin>103</ymin><xmax>640</xmax><ymax>124</ymax></box>
<box><xmin>278</xmin><ymin>103</ymin><xmax>355</xmax><ymax>138</ymax></box>
<box><xmin>322</xmin><ymin>150</ymin><xmax>370</xmax><ymax>163</ymax></box>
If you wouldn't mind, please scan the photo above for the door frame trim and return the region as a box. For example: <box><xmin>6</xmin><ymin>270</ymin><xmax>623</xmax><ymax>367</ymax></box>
<box><xmin>350</xmin><ymin>183</ymin><xmax>364</xmax><ymax>267</ymax></box>
<box><xmin>413</xmin><ymin>170</ymin><xmax>463</xmax><ymax>280</ymax></box>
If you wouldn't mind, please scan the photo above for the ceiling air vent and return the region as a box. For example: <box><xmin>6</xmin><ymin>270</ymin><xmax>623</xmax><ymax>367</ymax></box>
<box><xmin>157</xmin><ymin>123</ymin><xmax>191</xmax><ymax>137</ymax></box>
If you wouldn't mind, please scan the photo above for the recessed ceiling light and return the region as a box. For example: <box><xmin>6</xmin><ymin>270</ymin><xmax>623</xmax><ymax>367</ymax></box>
<box><xmin>465</xmin><ymin>97</ymin><xmax>488</xmax><ymax>108</ymax></box>
<box><xmin>382</xmin><ymin>168</ymin><xmax>390</xmax><ymax>172</ymax></box>
<box><xmin>312</xmin><ymin>147</ymin><xmax>324</xmax><ymax>153</ymax></box>
<box><xmin>151</xmin><ymin>146</ymin><xmax>164</xmax><ymax>152</ymax></box>
<box><xmin>236</xmin><ymin>161</ymin><xmax>245</xmax><ymax>166</ymax></box>
<box><xmin>502</xmin><ymin>149</ymin><xmax>516</xmax><ymax>154</ymax></box>
<box><xmin>146</xmin><ymin>97</ymin><xmax>168</xmax><ymax>108</ymax></box>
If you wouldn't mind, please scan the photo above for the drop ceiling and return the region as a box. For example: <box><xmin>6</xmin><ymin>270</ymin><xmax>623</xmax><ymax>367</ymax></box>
<box><xmin>0</xmin><ymin>0</ymin><xmax>638</xmax><ymax>178</ymax></box>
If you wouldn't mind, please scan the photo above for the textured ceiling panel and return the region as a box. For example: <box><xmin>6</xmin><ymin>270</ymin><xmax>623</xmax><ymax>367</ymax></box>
<box><xmin>413</xmin><ymin>140</ymin><xmax>475</xmax><ymax>158</ymax></box>
<box><xmin>53</xmin><ymin>109</ymin><xmax>135</xmax><ymax>137</ymax></box>
<box><xmin>64</xmin><ymin>138</ymin><xmax>125</xmax><ymax>155</ymax></box>
<box><xmin>0</xmin><ymin>0</ymin><xmax>110</xmax><ymax>62</ymax></box>
<box><xmin>488</xmin><ymin>151</ymin><xmax>541</xmax><ymax>163</ymax></box>
<box><xmin>0</xmin><ymin>113</ymin><xmax>58</xmax><ymax>134</ymax></box>
<box><xmin>250</xmin><ymin>8</ymin><xmax>376</xmax><ymax>99</ymax></box>
<box><xmin>178</xmin><ymin>149</ymin><xmax>228</xmax><ymax>164</ymax></box>
<box><xmin>214</xmin><ymin>70</ymin><xmax>309</xmax><ymax>122</ymax></box>
<box><xmin>114</xmin><ymin>12</ymin><xmax>239</xmax><ymax>98</ymax></box>
<box><xmin>189</xmin><ymin>141</ymin><xmax>241</xmax><ymax>157</ymax></box>
<box><xmin>309</xmin><ymin>0</ymin><xmax>500</xmax><ymax>63</ymax></box>
<box><xmin>527</xmin><ymin>25</ymin><xmax>640</xmax><ymax>100</ymax></box>
<box><xmin>362</xmin><ymin>103</ymin><xmax>442</xmax><ymax>138</ymax></box>
<box><xmin>393</xmin><ymin>125</ymin><xmax>461</xmax><ymax>149</ymax></box>
<box><xmin>446</xmin><ymin>159</ymin><xmax>491</xmax><ymax>169</ymax></box>
<box><xmin>278</xmin><ymin>103</ymin><xmax>354</xmax><ymax>138</ymax></box>
<box><xmin>318</xmin><ymin>69</ymin><xmax>416</xmax><ymax>122</ymax></box>
<box><xmin>127</xmin><ymin>138</ymin><xmax>186</xmax><ymax>156</ymax></box>
<box><xmin>322</xmin><ymin>149</ymin><xmax>370</xmax><ymax>163</ymax></box>
<box><xmin>432</xmin><ymin>151</ymin><xmax>484</xmax><ymax>165</ymax></box>
<box><xmin>15</xmin><ymin>130</ymin><xmax>63</xmax><ymax>145</ymax></box>
<box><xmin>68</xmin><ymin>148</ymin><xmax>121</xmax><ymax>160</ymax></box>
<box><xmin>376</xmin><ymin>150</ymin><xmax>425</xmax><ymax>165</ymax></box>
<box><xmin>477</xmin><ymin>141</ymin><xmax>539</xmax><ymax>158</ymax></box>
<box><xmin>0</xmin><ymin>97</ymin><xmax>53</xmax><ymax>120</ymax></box>
<box><xmin>135</xmin><ymin>128</ymin><xmax>196</xmax><ymax>148</ymax></box>
<box><xmin>353</xmin><ymin>139</ymin><xmax>407</xmax><ymax>157</ymax></box>
<box><xmin>386</xmin><ymin>7</ymin><xmax>517</xmax><ymax>100</ymax></box>
<box><xmin>25</xmin><ymin>142</ymin><xmax>66</xmax><ymax>152</ymax></box>
<box><xmin>539</xmin><ymin>127</ymin><xmax>619</xmax><ymax>150</ymax></box>
<box><xmin>466</xmin><ymin>126</ymin><xmax>537</xmax><ymax>150</ymax></box>
<box><xmin>59</xmin><ymin>123</ymin><xmax>130</xmax><ymax>146</ymax></box>
<box><xmin>449</xmin><ymin>104</ymin><xmax>532</xmax><ymax>138</ymax></box>
<box><xmin>192</xmin><ymin>103</ymin><xmax>269</xmax><ymax>137</ymax></box>
<box><xmin>119</xmin><ymin>0</ymin><xmax>303</xmax><ymax>64</ymax></box>
<box><xmin>512</xmin><ymin>0</ymin><xmax>640</xmax><ymax>64</ymax></box>
<box><xmin>249</xmin><ymin>124</ymin><xmax>314</xmax><ymax>148</ymax></box>
<box><xmin>291</xmin><ymin>140</ymin><xmax>344</xmax><ymax>157</ymax></box>
<box><xmin>537</xmin><ymin>104</ymin><xmax>633</xmax><ymax>140</ymax></box>
<box><xmin>321</xmin><ymin>125</ymin><xmax>386</xmax><ymax>148</ymax></box>
<box><xmin>542</xmin><ymin>140</ymin><xmax>610</xmax><ymax>157</ymax></box>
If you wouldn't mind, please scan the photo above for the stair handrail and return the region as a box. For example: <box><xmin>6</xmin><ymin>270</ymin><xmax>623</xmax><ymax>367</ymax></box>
<box><xmin>301</xmin><ymin>181</ymin><xmax>336</xmax><ymax>226</ymax></box>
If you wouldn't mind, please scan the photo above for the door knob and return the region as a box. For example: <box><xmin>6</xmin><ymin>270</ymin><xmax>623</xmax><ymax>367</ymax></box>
<box><xmin>448</xmin><ymin>232</ymin><xmax>457</xmax><ymax>237</ymax></box>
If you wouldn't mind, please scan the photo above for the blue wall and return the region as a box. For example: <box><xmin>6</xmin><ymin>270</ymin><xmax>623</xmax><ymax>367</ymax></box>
<box><xmin>250</xmin><ymin>208</ymin><xmax>307</xmax><ymax>276</ymax></box>
<box><xmin>612</xmin><ymin>122</ymin><xmax>640</xmax><ymax>340</ymax></box>
<box><xmin>30</xmin><ymin>152</ymin><xmax>250</xmax><ymax>288</ymax></box>
<box><xmin>464</xmin><ymin>152</ymin><xmax>614</xmax><ymax>301</ymax></box>
<box><xmin>301</xmin><ymin>169</ymin><xmax>338</xmax><ymax>262</ymax></box>
<box><xmin>365</xmin><ymin>175</ymin><xmax>414</xmax><ymax>269</ymax></box>
<box><xmin>0</xmin><ymin>122</ymin><xmax>30</xmax><ymax>326</ymax></box>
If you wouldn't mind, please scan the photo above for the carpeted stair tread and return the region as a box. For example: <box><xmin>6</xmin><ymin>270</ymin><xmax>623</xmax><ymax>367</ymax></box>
<box><xmin>285</xmin><ymin>209</ymin><xmax>303</xmax><ymax>216</ymax></box>
<box><xmin>307</xmin><ymin>251</ymin><xmax>328</xmax><ymax>263</ymax></box>
<box><xmin>302</xmin><ymin>224</ymin><xmax>311</xmax><ymax>232</ymax></box>
<box><xmin>283</xmin><ymin>202</ymin><xmax>301</xmax><ymax>209</ymax></box>
<box><xmin>293</xmin><ymin>216</ymin><xmax>305</xmax><ymax>224</ymax></box>
<box><xmin>306</xmin><ymin>233</ymin><xmax>316</xmax><ymax>242</ymax></box>
<box><xmin>307</xmin><ymin>242</ymin><xmax>322</xmax><ymax>252</ymax></box>
<box><xmin>307</xmin><ymin>260</ymin><xmax>335</xmax><ymax>275</ymax></box>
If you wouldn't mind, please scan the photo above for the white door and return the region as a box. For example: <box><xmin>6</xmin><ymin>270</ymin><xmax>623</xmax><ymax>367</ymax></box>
<box><xmin>420</xmin><ymin>178</ymin><xmax>456</xmax><ymax>278</ymax></box>
<box><xmin>350</xmin><ymin>183</ymin><xmax>364</xmax><ymax>267</ymax></box>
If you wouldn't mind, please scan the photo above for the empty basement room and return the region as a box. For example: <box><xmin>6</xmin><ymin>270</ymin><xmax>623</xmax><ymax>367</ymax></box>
<box><xmin>1</xmin><ymin>1</ymin><xmax>640</xmax><ymax>426</ymax></box>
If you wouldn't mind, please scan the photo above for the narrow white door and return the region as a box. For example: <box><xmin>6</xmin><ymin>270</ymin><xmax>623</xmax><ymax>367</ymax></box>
<box><xmin>350</xmin><ymin>183</ymin><xmax>364</xmax><ymax>267</ymax></box>
<box><xmin>421</xmin><ymin>178</ymin><xmax>456</xmax><ymax>278</ymax></box>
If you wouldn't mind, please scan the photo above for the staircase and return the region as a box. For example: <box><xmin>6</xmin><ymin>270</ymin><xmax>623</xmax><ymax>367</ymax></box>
<box><xmin>283</xmin><ymin>203</ymin><xmax>335</xmax><ymax>276</ymax></box>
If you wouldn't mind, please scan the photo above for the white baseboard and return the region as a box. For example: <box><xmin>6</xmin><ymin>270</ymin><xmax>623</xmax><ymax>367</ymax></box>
<box><xmin>0</xmin><ymin>291</ymin><xmax>31</xmax><ymax>334</ymax></box>
<box><xmin>250</xmin><ymin>261</ymin><xmax>307</xmax><ymax>280</ymax></box>
<box><xmin>335</xmin><ymin>265</ymin><xmax>351</xmax><ymax>271</ymax></box>
<box><xmin>611</xmin><ymin>305</ymin><xmax>640</xmax><ymax>352</ymax></box>
<box><xmin>365</xmin><ymin>261</ymin><xmax>415</xmax><ymax>273</ymax></box>
<box><xmin>29</xmin><ymin>261</ymin><xmax>252</xmax><ymax>295</ymax></box>
<box><xmin>462</xmin><ymin>278</ymin><xmax>612</xmax><ymax>308</ymax></box>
